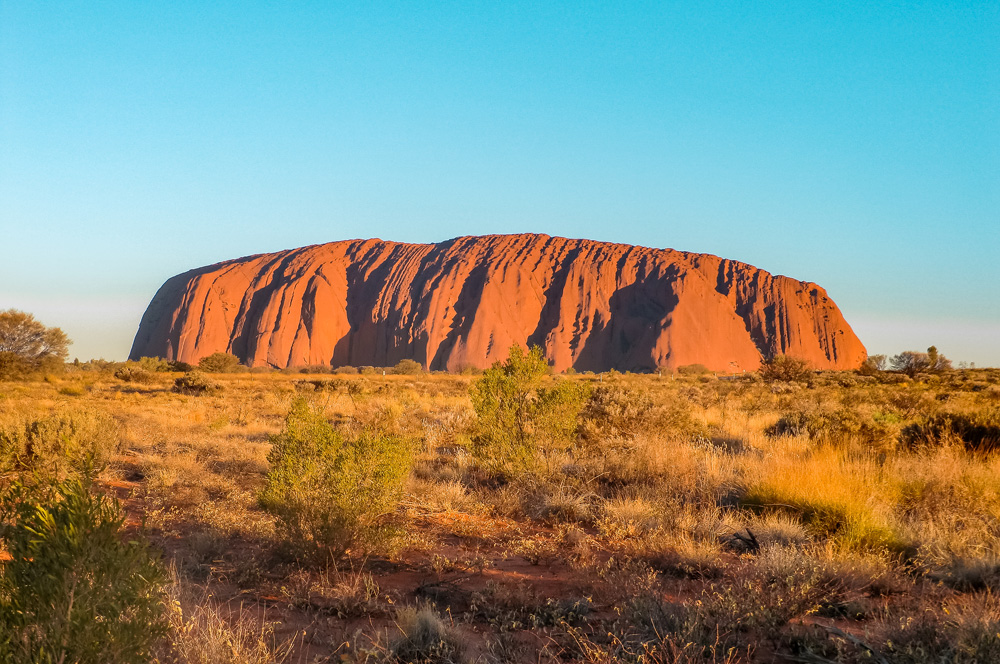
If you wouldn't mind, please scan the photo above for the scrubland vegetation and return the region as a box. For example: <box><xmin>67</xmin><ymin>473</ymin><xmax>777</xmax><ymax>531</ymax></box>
<box><xmin>2</xmin><ymin>342</ymin><xmax>1000</xmax><ymax>662</ymax></box>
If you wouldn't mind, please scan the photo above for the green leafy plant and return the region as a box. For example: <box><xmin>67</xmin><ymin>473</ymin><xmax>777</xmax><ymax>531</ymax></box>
<box><xmin>469</xmin><ymin>345</ymin><xmax>589</xmax><ymax>477</ymax></box>
<box><xmin>259</xmin><ymin>398</ymin><xmax>413</xmax><ymax>561</ymax></box>
<box><xmin>760</xmin><ymin>355</ymin><xmax>812</xmax><ymax>382</ymax></box>
<box><xmin>578</xmin><ymin>384</ymin><xmax>655</xmax><ymax>442</ymax></box>
<box><xmin>136</xmin><ymin>356</ymin><xmax>172</xmax><ymax>372</ymax></box>
<box><xmin>469</xmin><ymin>345</ymin><xmax>548</xmax><ymax>476</ymax></box>
<box><xmin>534</xmin><ymin>379</ymin><xmax>591</xmax><ymax>467</ymax></box>
<box><xmin>0</xmin><ymin>475</ymin><xmax>168</xmax><ymax>663</ymax></box>
<box><xmin>391</xmin><ymin>359</ymin><xmax>423</xmax><ymax>375</ymax></box>
<box><xmin>197</xmin><ymin>352</ymin><xmax>243</xmax><ymax>373</ymax></box>
<box><xmin>172</xmin><ymin>371</ymin><xmax>221</xmax><ymax>395</ymax></box>
<box><xmin>114</xmin><ymin>362</ymin><xmax>155</xmax><ymax>384</ymax></box>
<box><xmin>901</xmin><ymin>409</ymin><xmax>1000</xmax><ymax>452</ymax></box>
<box><xmin>0</xmin><ymin>409</ymin><xmax>121</xmax><ymax>476</ymax></box>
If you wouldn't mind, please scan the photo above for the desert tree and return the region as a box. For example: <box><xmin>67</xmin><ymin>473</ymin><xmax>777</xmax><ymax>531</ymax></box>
<box><xmin>0</xmin><ymin>309</ymin><xmax>70</xmax><ymax>379</ymax></box>
<box><xmin>891</xmin><ymin>346</ymin><xmax>951</xmax><ymax>377</ymax></box>
<box><xmin>926</xmin><ymin>345</ymin><xmax>952</xmax><ymax>372</ymax></box>
<box><xmin>858</xmin><ymin>354</ymin><xmax>888</xmax><ymax>375</ymax></box>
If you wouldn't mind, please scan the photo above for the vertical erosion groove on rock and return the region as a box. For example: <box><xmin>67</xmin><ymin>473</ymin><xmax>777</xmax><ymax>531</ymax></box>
<box><xmin>129</xmin><ymin>234</ymin><xmax>867</xmax><ymax>372</ymax></box>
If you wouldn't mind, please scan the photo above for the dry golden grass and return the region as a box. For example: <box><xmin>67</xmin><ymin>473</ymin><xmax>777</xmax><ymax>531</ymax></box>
<box><xmin>2</xmin><ymin>366</ymin><xmax>1000</xmax><ymax>662</ymax></box>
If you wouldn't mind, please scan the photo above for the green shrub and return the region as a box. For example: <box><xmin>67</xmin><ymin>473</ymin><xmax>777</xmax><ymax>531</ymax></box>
<box><xmin>677</xmin><ymin>363</ymin><xmax>711</xmax><ymax>375</ymax></box>
<box><xmin>760</xmin><ymin>355</ymin><xmax>812</xmax><ymax>382</ymax></box>
<box><xmin>535</xmin><ymin>380</ymin><xmax>591</xmax><ymax>462</ymax></box>
<box><xmin>469</xmin><ymin>345</ymin><xmax>547</xmax><ymax>476</ymax></box>
<box><xmin>137</xmin><ymin>356</ymin><xmax>172</xmax><ymax>372</ymax></box>
<box><xmin>901</xmin><ymin>409</ymin><xmax>1000</xmax><ymax>452</ymax></box>
<box><xmin>0</xmin><ymin>476</ymin><xmax>168</xmax><ymax>662</ymax></box>
<box><xmin>0</xmin><ymin>409</ymin><xmax>121</xmax><ymax>475</ymax></box>
<box><xmin>578</xmin><ymin>384</ymin><xmax>655</xmax><ymax>442</ymax></box>
<box><xmin>172</xmin><ymin>371</ymin><xmax>221</xmax><ymax>395</ymax></box>
<box><xmin>114</xmin><ymin>363</ymin><xmax>155</xmax><ymax>384</ymax></box>
<box><xmin>259</xmin><ymin>398</ymin><xmax>413</xmax><ymax>561</ymax></box>
<box><xmin>391</xmin><ymin>359</ymin><xmax>423</xmax><ymax>375</ymax></box>
<box><xmin>388</xmin><ymin>605</ymin><xmax>463</xmax><ymax>664</ymax></box>
<box><xmin>297</xmin><ymin>364</ymin><xmax>332</xmax><ymax>374</ymax></box>
<box><xmin>196</xmin><ymin>352</ymin><xmax>243</xmax><ymax>373</ymax></box>
<box><xmin>468</xmin><ymin>345</ymin><xmax>589</xmax><ymax>477</ymax></box>
<box><xmin>767</xmin><ymin>407</ymin><xmax>901</xmax><ymax>449</ymax></box>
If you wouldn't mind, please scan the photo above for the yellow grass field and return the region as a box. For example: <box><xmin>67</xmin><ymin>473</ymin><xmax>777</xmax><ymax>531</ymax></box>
<box><xmin>2</xmin><ymin>364</ymin><xmax>999</xmax><ymax>663</ymax></box>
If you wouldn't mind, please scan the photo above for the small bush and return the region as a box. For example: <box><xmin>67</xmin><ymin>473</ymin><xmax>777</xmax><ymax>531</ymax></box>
<box><xmin>469</xmin><ymin>345</ymin><xmax>587</xmax><ymax>477</ymax></box>
<box><xmin>259</xmin><ymin>398</ymin><xmax>413</xmax><ymax>560</ymax></box>
<box><xmin>172</xmin><ymin>371</ymin><xmax>221</xmax><ymax>395</ymax></box>
<box><xmin>0</xmin><ymin>352</ymin><xmax>33</xmax><ymax>381</ymax></box>
<box><xmin>901</xmin><ymin>409</ymin><xmax>1000</xmax><ymax>452</ymax></box>
<box><xmin>767</xmin><ymin>407</ymin><xmax>901</xmax><ymax>449</ymax></box>
<box><xmin>760</xmin><ymin>355</ymin><xmax>812</xmax><ymax>382</ymax></box>
<box><xmin>137</xmin><ymin>356</ymin><xmax>172</xmax><ymax>372</ymax></box>
<box><xmin>578</xmin><ymin>384</ymin><xmax>655</xmax><ymax>442</ymax></box>
<box><xmin>114</xmin><ymin>363</ymin><xmax>155</xmax><ymax>384</ymax></box>
<box><xmin>0</xmin><ymin>409</ymin><xmax>121</xmax><ymax>475</ymax></box>
<box><xmin>297</xmin><ymin>364</ymin><xmax>332</xmax><ymax>374</ymax></box>
<box><xmin>677</xmin><ymin>363</ymin><xmax>711</xmax><ymax>375</ymax></box>
<box><xmin>0</xmin><ymin>476</ymin><xmax>168</xmax><ymax>662</ymax></box>
<box><xmin>534</xmin><ymin>379</ymin><xmax>592</xmax><ymax>461</ymax></box>
<box><xmin>469</xmin><ymin>345</ymin><xmax>548</xmax><ymax>476</ymax></box>
<box><xmin>391</xmin><ymin>359</ymin><xmax>423</xmax><ymax>375</ymax></box>
<box><xmin>388</xmin><ymin>605</ymin><xmax>463</xmax><ymax>664</ymax></box>
<box><xmin>197</xmin><ymin>352</ymin><xmax>243</xmax><ymax>373</ymax></box>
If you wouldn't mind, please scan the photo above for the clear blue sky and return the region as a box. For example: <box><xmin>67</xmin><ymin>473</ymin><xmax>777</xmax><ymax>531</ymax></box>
<box><xmin>2</xmin><ymin>2</ymin><xmax>998</xmax><ymax>365</ymax></box>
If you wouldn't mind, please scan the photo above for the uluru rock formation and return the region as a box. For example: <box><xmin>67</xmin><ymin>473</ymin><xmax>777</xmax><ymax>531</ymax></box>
<box><xmin>130</xmin><ymin>234</ymin><xmax>866</xmax><ymax>372</ymax></box>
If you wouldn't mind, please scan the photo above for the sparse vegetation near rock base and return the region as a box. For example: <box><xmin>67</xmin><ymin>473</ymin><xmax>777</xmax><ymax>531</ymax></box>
<box><xmin>1</xmin><ymin>359</ymin><xmax>999</xmax><ymax>662</ymax></box>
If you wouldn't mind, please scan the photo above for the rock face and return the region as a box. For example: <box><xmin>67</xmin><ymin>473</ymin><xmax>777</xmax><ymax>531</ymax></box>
<box><xmin>130</xmin><ymin>234</ymin><xmax>866</xmax><ymax>372</ymax></box>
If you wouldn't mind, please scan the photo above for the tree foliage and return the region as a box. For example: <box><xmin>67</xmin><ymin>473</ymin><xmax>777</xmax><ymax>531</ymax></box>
<box><xmin>0</xmin><ymin>310</ymin><xmax>70</xmax><ymax>379</ymax></box>
<box><xmin>891</xmin><ymin>346</ymin><xmax>952</xmax><ymax>377</ymax></box>
<box><xmin>859</xmin><ymin>354</ymin><xmax>888</xmax><ymax>375</ymax></box>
